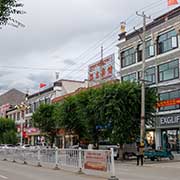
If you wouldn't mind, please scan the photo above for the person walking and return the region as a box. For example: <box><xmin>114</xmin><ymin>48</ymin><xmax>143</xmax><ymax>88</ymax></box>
<box><xmin>136</xmin><ymin>142</ymin><xmax>144</xmax><ymax>166</ymax></box>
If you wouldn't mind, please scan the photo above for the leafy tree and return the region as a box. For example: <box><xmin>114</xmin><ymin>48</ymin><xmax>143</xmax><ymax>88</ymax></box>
<box><xmin>32</xmin><ymin>104</ymin><xmax>58</xmax><ymax>147</ymax></box>
<box><xmin>0</xmin><ymin>0</ymin><xmax>25</xmax><ymax>28</ymax></box>
<box><xmin>57</xmin><ymin>93</ymin><xmax>90</xmax><ymax>142</ymax></box>
<box><xmin>33</xmin><ymin>81</ymin><xmax>156</xmax><ymax>150</ymax></box>
<box><xmin>0</xmin><ymin>117</ymin><xmax>17</xmax><ymax>144</ymax></box>
<box><xmin>57</xmin><ymin>81</ymin><xmax>156</xmax><ymax>148</ymax></box>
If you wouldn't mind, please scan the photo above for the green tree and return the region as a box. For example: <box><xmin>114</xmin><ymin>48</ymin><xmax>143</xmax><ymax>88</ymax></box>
<box><xmin>32</xmin><ymin>104</ymin><xmax>58</xmax><ymax>147</ymax></box>
<box><xmin>0</xmin><ymin>0</ymin><xmax>25</xmax><ymax>28</ymax></box>
<box><xmin>57</xmin><ymin>93</ymin><xmax>90</xmax><ymax>142</ymax></box>
<box><xmin>0</xmin><ymin>117</ymin><xmax>17</xmax><ymax>144</ymax></box>
<box><xmin>57</xmin><ymin>81</ymin><xmax>156</xmax><ymax>148</ymax></box>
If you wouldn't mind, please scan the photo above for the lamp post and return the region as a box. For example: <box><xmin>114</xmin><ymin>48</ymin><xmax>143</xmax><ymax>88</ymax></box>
<box><xmin>16</xmin><ymin>102</ymin><xmax>29</xmax><ymax>146</ymax></box>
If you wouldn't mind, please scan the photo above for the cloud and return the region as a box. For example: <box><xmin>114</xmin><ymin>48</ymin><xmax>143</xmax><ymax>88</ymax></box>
<box><xmin>0</xmin><ymin>0</ymin><xmax>170</xmax><ymax>94</ymax></box>
<box><xmin>63</xmin><ymin>59</ymin><xmax>76</xmax><ymax>66</ymax></box>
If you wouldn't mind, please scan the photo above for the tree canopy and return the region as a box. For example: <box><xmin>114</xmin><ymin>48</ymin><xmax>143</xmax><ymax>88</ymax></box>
<box><xmin>32</xmin><ymin>81</ymin><xmax>157</xmax><ymax>147</ymax></box>
<box><xmin>58</xmin><ymin>82</ymin><xmax>156</xmax><ymax>145</ymax></box>
<box><xmin>0</xmin><ymin>0</ymin><xmax>25</xmax><ymax>28</ymax></box>
<box><xmin>32</xmin><ymin>103</ymin><xmax>58</xmax><ymax>147</ymax></box>
<box><xmin>0</xmin><ymin>117</ymin><xmax>17</xmax><ymax>144</ymax></box>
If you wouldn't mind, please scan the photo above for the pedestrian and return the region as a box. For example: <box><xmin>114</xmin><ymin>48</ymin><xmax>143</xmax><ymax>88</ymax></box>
<box><xmin>136</xmin><ymin>142</ymin><xmax>144</xmax><ymax>166</ymax></box>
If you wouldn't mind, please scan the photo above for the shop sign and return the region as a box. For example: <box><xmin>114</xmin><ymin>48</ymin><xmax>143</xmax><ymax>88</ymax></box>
<box><xmin>159</xmin><ymin>114</ymin><xmax>180</xmax><ymax>126</ymax></box>
<box><xmin>88</xmin><ymin>54</ymin><xmax>115</xmax><ymax>85</ymax></box>
<box><xmin>26</xmin><ymin>128</ymin><xmax>40</xmax><ymax>135</ymax></box>
<box><xmin>157</xmin><ymin>98</ymin><xmax>180</xmax><ymax>108</ymax></box>
<box><xmin>84</xmin><ymin>151</ymin><xmax>107</xmax><ymax>171</ymax></box>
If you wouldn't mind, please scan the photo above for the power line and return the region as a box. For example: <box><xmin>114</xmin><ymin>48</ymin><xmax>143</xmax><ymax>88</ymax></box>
<box><xmin>1</xmin><ymin>0</ymin><xmax>171</xmax><ymax>78</ymax></box>
<box><xmin>60</xmin><ymin>0</ymin><xmax>166</xmax><ymax>78</ymax></box>
<box><xmin>61</xmin><ymin>0</ymin><xmax>170</xmax><ymax>79</ymax></box>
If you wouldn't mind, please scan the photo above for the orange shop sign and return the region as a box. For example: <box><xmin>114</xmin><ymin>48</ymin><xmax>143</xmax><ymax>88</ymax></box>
<box><xmin>157</xmin><ymin>98</ymin><xmax>180</xmax><ymax>108</ymax></box>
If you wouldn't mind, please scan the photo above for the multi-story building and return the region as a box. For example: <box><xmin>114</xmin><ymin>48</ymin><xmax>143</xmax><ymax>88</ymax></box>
<box><xmin>23</xmin><ymin>79</ymin><xmax>87</xmax><ymax>145</ymax></box>
<box><xmin>0</xmin><ymin>89</ymin><xmax>26</xmax><ymax>118</ymax></box>
<box><xmin>117</xmin><ymin>6</ymin><xmax>180</xmax><ymax>152</ymax></box>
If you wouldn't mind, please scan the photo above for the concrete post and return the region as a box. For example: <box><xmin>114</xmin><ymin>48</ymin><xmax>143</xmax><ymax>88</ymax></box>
<box><xmin>78</xmin><ymin>147</ymin><xmax>83</xmax><ymax>174</ymax></box>
<box><xmin>54</xmin><ymin>147</ymin><xmax>59</xmax><ymax>170</ymax></box>
<box><xmin>108</xmin><ymin>148</ymin><xmax>118</xmax><ymax>180</ymax></box>
<box><xmin>37</xmin><ymin>147</ymin><xmax>42</xmax><ymax>167</ymax></box>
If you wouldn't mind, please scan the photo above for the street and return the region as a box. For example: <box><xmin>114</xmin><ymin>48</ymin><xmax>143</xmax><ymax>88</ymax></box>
<box><xmin>1</xmin><ymin>160</ymin><xmax>180</xmax><ymax>180</ymax></box>
<box><xmin>115</xmin><ymin>160</ymin><xmax>180</xmax><ymax>180</ymax></box>
<box><xmin>0</xmin><ymin>161</ymin><xmax>104</xmax><ymax>180</ymax></box>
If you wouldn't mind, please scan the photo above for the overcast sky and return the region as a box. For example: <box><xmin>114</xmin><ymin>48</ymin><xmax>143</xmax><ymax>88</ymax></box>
<box><xmin>0</xmin><ymin>0</ymin><xmax>176</xmax><ymax>95</ymax></box>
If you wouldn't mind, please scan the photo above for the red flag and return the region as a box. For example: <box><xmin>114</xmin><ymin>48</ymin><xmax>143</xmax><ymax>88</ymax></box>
<box><xmin>168</xmin><ymin>0</ymin><xmax>178</xmax><ymax>6</ymax></box>
<box><xmin>39</xmin><ymin>83</ymin><xmax>46</xmax><ymax>88</ymax></box>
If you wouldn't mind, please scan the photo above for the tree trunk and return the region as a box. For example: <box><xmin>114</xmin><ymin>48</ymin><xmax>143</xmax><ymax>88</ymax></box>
<box><xmin>118</xmin><ymin>144</ymin><xmax>124</xmax><ymax>160</ymax></box>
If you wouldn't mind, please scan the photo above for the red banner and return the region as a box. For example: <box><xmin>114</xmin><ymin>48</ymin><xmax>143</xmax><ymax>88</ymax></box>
<box><xmin>157</xmin><ymin>98</ymin><xmax>180</xmax><ymax>108</ymax></box>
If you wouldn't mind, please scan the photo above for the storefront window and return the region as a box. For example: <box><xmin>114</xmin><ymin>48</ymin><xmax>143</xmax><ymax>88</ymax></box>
<box><xmin>161</xmin><ymin>129</ymin><xmax>180</xmax><ymax>152</ymax></box>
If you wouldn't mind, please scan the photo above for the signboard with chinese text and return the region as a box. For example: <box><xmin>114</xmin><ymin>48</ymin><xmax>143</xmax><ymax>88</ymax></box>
<box><xmin>157</xmin><ymin>98</ymin><xmax>180</xmax><ymax>108</ymax></box>
<box><xmin>88</xmin><ymin>54</ymin><xmax>115</xmax><ymax>86</ymax></box>
<box><xmin>84</xmin><ymin>151</ymin><xmax>108</xmax><ymax>172</ymax></box>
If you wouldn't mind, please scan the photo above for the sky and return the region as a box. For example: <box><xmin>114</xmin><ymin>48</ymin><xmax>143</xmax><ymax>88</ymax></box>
<box><xmin>0</xmin><ymin>0</ymin><xmax>177</xmax><ymax>95</ymax></box>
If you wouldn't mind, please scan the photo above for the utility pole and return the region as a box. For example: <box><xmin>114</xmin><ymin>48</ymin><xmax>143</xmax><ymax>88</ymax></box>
<box><xmin>100</xmin><ymin>45</ymin><xmax>104</xmax><ymax>83</ymax></box>
<box><xmin>136</xmin><ymin>11</ymin><xmax>150</xmax><ymax>144</ymax></box>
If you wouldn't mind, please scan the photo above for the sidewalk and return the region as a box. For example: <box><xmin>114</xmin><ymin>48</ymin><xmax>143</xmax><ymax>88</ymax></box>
<box><xmin>115</xmin><ymin>154</ymin><xmax>180</xmax><ymax>166</ymax></box>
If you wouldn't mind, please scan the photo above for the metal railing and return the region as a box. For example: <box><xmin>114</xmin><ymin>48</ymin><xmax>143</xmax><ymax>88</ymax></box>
<box><xmin>0</xmin><ymin>147</ymin><xmax>118</xmax><ymax>179</ymax></box>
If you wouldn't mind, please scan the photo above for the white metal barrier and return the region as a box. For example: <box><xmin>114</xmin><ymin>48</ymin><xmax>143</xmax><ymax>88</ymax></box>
<box><xmin>0</xmin><ymin>147</ymin><xmax>118</xmax><ymax>179</ymax></box>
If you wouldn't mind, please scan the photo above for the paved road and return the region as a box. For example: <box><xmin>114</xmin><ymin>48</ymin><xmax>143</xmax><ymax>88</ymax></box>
<box><xmin>0</xmin><ymin>161</ymin><xmax>105</xmax><ymax>180</ymax></box>
<box><xmin>115</xmin><ymin>160</ymin><xmax>180</xmax><ymax>180</ymax></box>
<box><xmin>1</xmin><ymin>160</ymin><xmax>180</xmax><ymax>180</ymax></box>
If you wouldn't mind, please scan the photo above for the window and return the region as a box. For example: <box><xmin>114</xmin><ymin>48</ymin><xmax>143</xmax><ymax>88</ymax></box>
<box><xmin>122</xmin><ymin>73</ymin><xmax>136</xmax><ymax>82</ymax></box>
<box><xmin>157</xmin><ymin>29</ymin><xmax>178</xmax><ymax>54</ymax></box>
<box><xmin>138</xmin><ymin>67</ymin><xmax>156</xmax><ymax>84</ymax></box>
<box><xmin>121</xmin><ymin>47</ymin><xmax>136</xmax><ymax>68</ymax></box>
<box><xmin>137</xmin><ymin>44</ymin><xmax>142</xmax><ymax>62</ymax></box>
<box><xmin>45</xmin><ymin>97</ymin><xmax>50</xmax><ymax>104</ymax></box>
<box><xmin>33</xmin><ymin>102</ymin><xmax>39</xmax><ymax>112</ymax></box>
<box><xmin>17</xmin><ymin>112</ymin><xmax>20</xmax><ymax>121</ymax></box>
<box><xmin>159</xmin><ymin>90</ymin><xmax>180</xmax><ymax>111</ymax></box>
<box><xmin>158</xmin><ymin>59</ymin><xmax>179</xmax><ymax>82</ymax></box>
<box><xmin>145</xmin><ymin>40</ymin><xmax>154</xmax><ymax>59</ymax></box>
<box><xmin>29</xmin><ymin>104</ymin><xmax>33</xmax><ymax>113</ymax></box>
<box><xmin>145</xmin><ymin>67</ymin><xmax>156</xmax><ymax>84</ymax></box>
<box><xmin>13</xmin><ymin>113</ymin><xmax>16</xmax><ymax>121</ymax></box>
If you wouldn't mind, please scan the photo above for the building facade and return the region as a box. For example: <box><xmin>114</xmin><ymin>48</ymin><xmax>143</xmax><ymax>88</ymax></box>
<box><xmin>0</xmin><ymin>89</ymin><xmax>26</xmax><ymax>118</ymax></box>
<box><xmin>24</xmin><ymin>79</ymin><xmax>86</xmax><ymax>145</ymax></box>
<box><xmin>117</xmin><ymin>7</ymin><xmax>180</xmax><ymax>152</ymax></box>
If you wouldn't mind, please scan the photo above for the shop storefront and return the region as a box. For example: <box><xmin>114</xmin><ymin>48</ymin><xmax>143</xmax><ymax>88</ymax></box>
<box><xmin>156</xmin><ymin>113</ymin><xmax>180</xmax><ymax>153</ymax></box>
